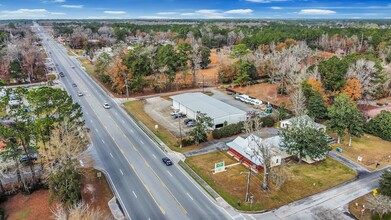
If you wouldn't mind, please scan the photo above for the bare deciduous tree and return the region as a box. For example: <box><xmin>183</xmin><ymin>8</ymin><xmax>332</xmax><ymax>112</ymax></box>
<box><xmin>41</xmin><ymin>119</ymin><xmax>89</xmax><ymax>177</ymax></box>
<box><xmin>269</xmin><ymin>159</ymin><xmax>286</xmax><ymax>190</ymax></box>
<box><xmin>52</xmin><ymin>201</ymin><xmax>113</xmax><ymax>220</ymax></box>
<box><xmin>366</xmin><ymin>194</ymin><xmax>391</xmax><ymax>219</ymax></box>
<box><xmin>346</xmin><ymin>59</ymin><xmax>380</xmax><ymax>100</ymax></box>
<box><xmin>0</xmin><ymin>158</ymin><xmax>15</xmax><ymax>193</ymax></box>
<box><xmin>291</xmin><ymin>87</ymin><xmax>307</xmax><ymax>116</ymax></box>
<box><xmin>243</xmin><ymin>116</ymin><xmax>273</xmax><ymax>190</ymax></box>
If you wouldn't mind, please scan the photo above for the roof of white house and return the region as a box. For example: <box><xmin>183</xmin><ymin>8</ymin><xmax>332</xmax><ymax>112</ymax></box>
<box><xmin>170</xmin><ymin>93</ymin><xmax>245</xmax><ymax>120</ymax></box>
<box><xmin>227</xmin><ymin>134</ymin><xmax>288</xmax><ymax>166</ymax></box>
<box><xmin>280</xmin><ymin>115</ymin><xmax>326</xmax><ymax>130</ymax></box>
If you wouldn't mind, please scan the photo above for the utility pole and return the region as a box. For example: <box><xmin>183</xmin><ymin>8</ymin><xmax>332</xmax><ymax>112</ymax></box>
<box><xmin>179</xmin><ymin>117</ymin><xmax>182</xmax><ymax>148</ymax></box>
<box><xmin>202</xmin><ymin>74</ymin><xmax>205</xmax><ymax>93</ymax></box>
<box><xmin>241</xmin><ymin>166</ymin><xmax>253</xmax><ymax>203</ymax></box>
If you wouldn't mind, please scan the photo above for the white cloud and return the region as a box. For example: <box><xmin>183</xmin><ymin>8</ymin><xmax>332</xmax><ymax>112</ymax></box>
<box><xmin>104</xmin><ymin>11</ymin><xmax>127</xmax><ymax>14</ymax></box>
<box><xmin>298</xmin><ymin>9</ymin><xmax>336</xmax><ymax>15</ymax></box>
<box><xmin>196</xmin><ymin>9</ymin><xmax>218</xmax><ymax>14</ymax></box>
<box><xmin>271</xmin><ymin>6</ymin><xmax>282</xmax><ymax>10</ymax></box>
<box><xmin>179</xmin><ymin>8</ymin><xmax>254</xmax><ymax>18</ymax></box>
<box><xmin>157</xmin><ymin>12</ymin><xmax>177</xmax><ymax>15</ymax></box>
<box><xmin>194</xmin><ymin>9</ymin><xmax>226</xmax><ymax>18</ymax></box>
<box><xmin>181</xmin><ymin>13</ymin><xmax>196</xmax><ymax>16</ymax></box>
<box><xmin>224</xmin><ymin>9</ymin><xmax>253</xmax><ymax>14</ymax></box>
<box><xmin>61</xmin><ymin>5</ymin><xmax>83</xmax><ymax>8</ymax></box>
<box><xmin>51</xmin><ymin>12</ymin><xmax>66</xmax><ymax>15</ymax></box>
<box><xmin>246</xmin><ymin>0</ymin><xmax>287</xmax><ymax>3</ymax></box>
<box><xmin>0</xmin><ymin>8</ymin><xmax>65</xmax><ymax>19</ymax></box>
<box><xmin>138</xmin><ymin>15</ymin><xmax>170</xmax><ymax>19</ymax></box>
<box><xmin>88</xmin><ymin>16</ymin><xmax>122</xmax><ymax>19</ymax></box>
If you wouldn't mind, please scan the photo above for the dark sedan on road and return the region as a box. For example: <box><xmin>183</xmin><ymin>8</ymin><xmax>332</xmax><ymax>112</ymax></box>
<box><xmin>162</xmin><ymin>157</ymin><xmax>173</xmax><ymax>166</ymax></box>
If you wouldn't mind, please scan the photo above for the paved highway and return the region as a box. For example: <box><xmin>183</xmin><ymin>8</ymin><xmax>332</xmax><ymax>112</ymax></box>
<box><xmin>34</xmin><ymin>23</ymin><xmax>230</xmax><ymax>220</ymax></box>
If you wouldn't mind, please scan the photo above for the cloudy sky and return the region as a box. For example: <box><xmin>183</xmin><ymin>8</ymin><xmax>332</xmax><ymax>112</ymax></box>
<box><xmin>0</xmin><ymin>0</ymin><xmax>390</xmax><ymax>19</ymax></box>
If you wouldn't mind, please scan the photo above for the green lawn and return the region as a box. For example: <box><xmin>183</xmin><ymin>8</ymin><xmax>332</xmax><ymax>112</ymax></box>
<box><xmin>0</xmin><ymin>106</ymin><xmax>6</xmax><ymax>118</ymax></box>
<box><xmin>186</xmin><ymin>151</ymin><xmax>357</xmax><ymax>211</ymax></box>
<box><xmin>77</xmin><ymin>57</ymin><xmax>95</xmax><ymax>75</ymax></box>
<box><xmin>67</xmin><ymin>49</ymin><xmax>75</xmax><ymax>56</ymax></box>
<box><xmin>329</xmin><ymin>132</ymin><xmax>391</xmax><ymax>170</ymax></box>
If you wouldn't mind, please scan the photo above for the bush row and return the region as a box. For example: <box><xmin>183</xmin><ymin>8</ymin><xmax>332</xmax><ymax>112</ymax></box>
<box><xmin>365</xmin><ymin>111</ymin><xmax>391</xmax><ymax>141</ymax></box>
<box><xmin>212</xmin><ymin>122</ymin><xmax>244</xmax><ymax>139</ymax></box>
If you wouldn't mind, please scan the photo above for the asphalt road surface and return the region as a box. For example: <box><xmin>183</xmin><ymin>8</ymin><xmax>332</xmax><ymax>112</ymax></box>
<box><xmin>34</xmin><ymin>23</ymin><xmax>229</xmax><ymax>220</ymax></box>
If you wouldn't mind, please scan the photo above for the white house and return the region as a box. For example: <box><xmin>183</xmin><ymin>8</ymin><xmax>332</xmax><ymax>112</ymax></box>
<box><xmin>170</xmin><ymin>93</ymin><xmax>246</xmax><ymax>129</ymax></box>
<box><xmin>280</xmin><ymin>115</ymin><xmax>326</xmax><ymax>132</ymax></box>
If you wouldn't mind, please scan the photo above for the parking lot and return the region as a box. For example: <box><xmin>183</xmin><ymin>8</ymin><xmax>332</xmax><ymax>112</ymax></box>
<box><xmin>143</xmin><ymin>89</ymin><xmax>277</xmax><ymax>138</ymax></box>
<box><xmin>209</xmin><ymin>88</ymin><xmax>254</xmax><ymax>112</ymax></box>
<box><xmin>144</xmin><ymin>97</ymin><xmax>193</xmax><ymax>137</ymax></box>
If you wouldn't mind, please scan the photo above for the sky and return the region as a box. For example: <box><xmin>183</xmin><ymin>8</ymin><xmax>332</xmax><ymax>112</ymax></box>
<box><xmin>0</xmin><ymin>0</ymin><xmax>390</xmax><ymax>20</ymax></box>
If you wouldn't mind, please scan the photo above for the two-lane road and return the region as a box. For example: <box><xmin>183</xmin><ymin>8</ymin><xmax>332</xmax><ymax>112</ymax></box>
<box><xmin>35</xmin><ymin>23</ymin><xmax>230</xmax><ymax>220</ymax></box>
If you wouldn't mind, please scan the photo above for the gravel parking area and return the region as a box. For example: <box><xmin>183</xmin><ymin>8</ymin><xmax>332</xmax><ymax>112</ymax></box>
<box><xmin>144</xmin><ymin>97</ymin><xmax>192</xmax><ymax>137</ymax></box>
<box><xmin>210</xmin><ymin>88</ymin><xmax>256</xmax><ymax>112</ymax></box>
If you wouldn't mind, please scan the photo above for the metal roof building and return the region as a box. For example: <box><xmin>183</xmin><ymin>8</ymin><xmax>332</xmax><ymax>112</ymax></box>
<box><xmin>170</xmin><ymin>92</ymin><xmax>246</xmax><ymax>129</ymax></box>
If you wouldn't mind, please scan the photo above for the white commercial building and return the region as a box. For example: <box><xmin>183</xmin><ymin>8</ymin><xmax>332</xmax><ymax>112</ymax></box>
<box><xmin>170</xmin><ymin>93</ymin><xmax>246</xmax><ymax>129</ymax></box>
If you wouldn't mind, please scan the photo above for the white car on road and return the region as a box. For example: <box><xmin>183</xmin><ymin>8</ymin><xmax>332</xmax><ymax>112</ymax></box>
<box><xmin>103</xmin><ymin>103</ymin><xmax>110</xmax><ymax>109</ymax></box>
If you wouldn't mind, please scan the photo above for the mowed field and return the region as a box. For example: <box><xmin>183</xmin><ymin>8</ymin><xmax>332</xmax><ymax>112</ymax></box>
<box><xmin>186</xmin><ymin>151</ymin><xmax>356</xmax><ymax>211</ymax></box>
<box><xmin>330</xmin><ymin>133</ymin><xmax>391</xmax><ymax>170</ymax></box>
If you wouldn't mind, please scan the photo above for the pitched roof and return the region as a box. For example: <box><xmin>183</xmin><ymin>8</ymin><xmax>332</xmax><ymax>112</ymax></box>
<box><xmin>280</xmin><ymin>115</ymin><xmax>326</xmax><ymax>130</ymax></box>
<box><xmin>364</xmin><ymin>106</ymin><xmax>391</xmax><ymax>118</ymax></box>
<box><xmin>227</xmin><ymin>134</ymin><xmax>287</xmax><ymax>166</ymax></box>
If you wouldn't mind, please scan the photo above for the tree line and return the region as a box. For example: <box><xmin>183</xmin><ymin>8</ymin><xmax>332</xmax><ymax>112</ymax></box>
<box><xmin>0</xmin><ymin>87</ymin><xmax>89</xmax><ymax>209</ymax></box>
<box><xmin>0</xmin><ymin>24</ymin><xmax>46</xmax><ymax>85</ymax></box>
<box><xmin>95</xmin><ymin>34</ymin><xmax>211</xmax><ymax>95</ymax></box>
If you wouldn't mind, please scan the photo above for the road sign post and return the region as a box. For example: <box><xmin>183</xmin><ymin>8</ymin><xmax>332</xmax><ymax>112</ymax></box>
<box><xmin>214</xmin><ymin>161</ymin><xmax>225</xmax><ymax>174</ymax></box>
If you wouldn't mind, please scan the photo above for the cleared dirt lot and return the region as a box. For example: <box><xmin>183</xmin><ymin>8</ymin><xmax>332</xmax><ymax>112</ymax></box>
<box><xmin>144</xmin><ymin>97</ymin><xmax>193</xmax><ymax>137</ymax></box>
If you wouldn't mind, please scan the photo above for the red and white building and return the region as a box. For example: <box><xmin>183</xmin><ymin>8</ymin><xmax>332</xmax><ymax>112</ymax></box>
<box><xmin>227</xmin><ymin>134</ymin><xmax>290</xmax><ymax>172</ymax></box>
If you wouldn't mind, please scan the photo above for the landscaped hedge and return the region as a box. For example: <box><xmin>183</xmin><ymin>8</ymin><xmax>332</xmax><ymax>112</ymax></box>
<box><xmin>212</xmin><ymin>122</ymin><xmax>243</xmax><ymax>139</ymax></box>
<box><xmin>365</xmin><ymin>110</ymin><xmax>391</xmax><ymax>141</ymax></box>
<box><xmin>181</xmin><ymin>137</ymin><xmax>195</xmax><ymax>147</ymax></box>
<box><xmin>260</xmin><ymin>116</ymin><xmax>276</xmax><ymax>127</ymax></box>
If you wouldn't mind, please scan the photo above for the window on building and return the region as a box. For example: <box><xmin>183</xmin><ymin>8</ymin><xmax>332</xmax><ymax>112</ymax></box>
<box><xmin>215</xmin><ymin>123</ymin><xmax>224</xmax><ymax>129</ymax></box>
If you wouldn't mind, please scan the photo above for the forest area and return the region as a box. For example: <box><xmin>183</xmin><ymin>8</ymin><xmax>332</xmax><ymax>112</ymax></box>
<box><xmin>0</xmin><ymin>22</ymin><xmax>47</xmax><ymax>85</ymax></box>
<box><xmin>35</xmin><ymin>20</ymin><xmax>391</xmax><ymax>99</ymax></box>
